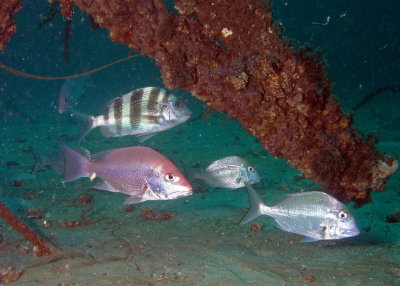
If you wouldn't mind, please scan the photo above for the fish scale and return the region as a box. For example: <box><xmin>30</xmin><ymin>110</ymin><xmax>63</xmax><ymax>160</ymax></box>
<box><xmin>69</xmin><ymin>87</ymin><xmax>191</xmax><ymax>142</ymax></box>
<box><xmin>240</xmin><ymin>184</ymin><xmax>360</xmax><ymax>242</ymax></box>
<box><xmin>193</xmin><ymin>156</ymin><xmax>260</xmax><ymax>189</ymax></box>
<box><xmin>61</xmin><ymin>145</ymin><xmax>193</xmax><ymax>205</ymax></box>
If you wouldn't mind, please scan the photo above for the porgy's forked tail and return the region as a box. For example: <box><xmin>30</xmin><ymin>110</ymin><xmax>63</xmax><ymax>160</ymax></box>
<box><xmin>179</xmin><ymin>159</ymin><xmax>200</xmax><ymax>184</ymax></box>
<box><xmin>68</xmin><ymin>109</ymin><xmax>95</xmax><ymax>143</ymax></box>
<box><xmin>239</xmin><ymin>183</ymin><xmax>266</xmax><ymax>225</ymax></box>
<box><xmin>60</xmin><ymin>145</ymin><xmax>91</xmax><ymax>183</ymax></box>
<box><xmin>30</xmin><ymin>146</ymin><xmax>45</xmax><ymax>175</ymax></box>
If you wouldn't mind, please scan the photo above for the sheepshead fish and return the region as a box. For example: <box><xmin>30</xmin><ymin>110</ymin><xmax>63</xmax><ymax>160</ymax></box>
<box><xmin>240</xmin><ymin>184</ymin><xmax>360</xmax><ymax>242</ymax></box>
<box><xmin>192</xmin><ymin>156</ymin><xmax>260</xmax><ymax>189</ymax></box>
<box><xmin>58</xmin><ymin>76</ymin><xmax>91</xmax><ymax>114</ymax></box>
<box><xmin>70</xmin><ymin>87</ymin><xmax>192</xmax><ymax>142</ymax></box>
<box><xmin>60</xmin><ymin>145</ymin><xmax>193</xmax><ymax>205</ymax></box>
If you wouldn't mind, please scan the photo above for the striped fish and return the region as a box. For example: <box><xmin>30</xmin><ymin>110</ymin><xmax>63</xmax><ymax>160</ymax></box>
<box><xmin>70</xmin><ymin>87</ymin><xmax>192</xmax><ymax>142</ymax></box>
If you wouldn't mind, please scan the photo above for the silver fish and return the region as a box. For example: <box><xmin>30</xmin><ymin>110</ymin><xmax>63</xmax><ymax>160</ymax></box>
<box><xmin>240</xmin><ymin>184</ymin><xmax>360</xmax><ymax>242</ymax></box>
<box><xmin>58</xmin><ymin>76</ymin><xmax>91</xmax><ymax>114</ymax></box>
<box><xmin>60</xmin><ymin>145</ymin><xmax>193</xmax><ymax>205</ymax></box>
<box><xmin>70</xmin><ymin>87</ymin><xmax>192</xmax><ymax>142</ymax></box>
<box><xmin>192</xmin><ymin>156</ymin><xmax>260</xmax><ymax>189</ymax></box>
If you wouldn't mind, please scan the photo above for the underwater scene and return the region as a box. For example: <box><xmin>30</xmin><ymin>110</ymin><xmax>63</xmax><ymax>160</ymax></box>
<box><xmin>0</xmin><ymin>0</ymin><xmax>399</xmax><ymax>285</ymax></box>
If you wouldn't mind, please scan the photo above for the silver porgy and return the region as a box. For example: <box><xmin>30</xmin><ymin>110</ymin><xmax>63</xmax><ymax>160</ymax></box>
<box><xmin>193</xmin><ymin>156</ymin><xmax>260</xmax><ymax>189</ymax></box>
<box><xmin>70</xmin><ymin>87</ymin><xmax>192</xmax><ymax>142</ymax></box>
<box><xmin>58</xmin><ymin>76</ymin><xmax>90</xmax><ymax>114</ymax></box>
<box><xmin>240</xmin><ymin>184</ymin><xmax>360</xmax><ymax>242</ymax></box>
<box><xmin>60</xmin><ymin>145</ymin><xmax>193</xmax><ymax>205</ymax></box>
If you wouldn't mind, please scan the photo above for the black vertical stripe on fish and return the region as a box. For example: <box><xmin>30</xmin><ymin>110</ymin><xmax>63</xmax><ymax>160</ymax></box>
<box><xmin>113</xmin><ymin>97</ymin><xmax>123</xmax><ymax>135</ymax></box>
<box><xmin>130</xmin><ymin>89</ymin><xmax>143</xmax><ymax>129</ymax></box>
<box><xmin>104</xmin><ymin>104</ymin><xmax>109</xmax><ymax>124</ymax></box>
<box><xmin>162</xmin><ymin>90</ymin><xmax>169</xmax><ymax>104</ymax></box>
<box><xmin>147</xmin><ymin>87</ymin><xmax>162</xmax><ymax>115</ymax></box>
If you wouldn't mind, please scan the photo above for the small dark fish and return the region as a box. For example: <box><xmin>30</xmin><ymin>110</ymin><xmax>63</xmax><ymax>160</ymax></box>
<box><xmin>240</xmin><ymin>184</ymin><xmax>360</xmax><ymax>242</ymax></box>
<box><xmin>192</xmin><ymin>156</ymin><xmax>260</xmax><ymax>189</ymax></box>
<box><xmin>70</xmin><ymin>87</ymin><xmax>192</xmax><ymax>142</ymax></box>
<box><xmin>58</xmin><ymin>76</ymin><xmax>91</xmax><ymax>114</ymax></box>
<box><xmin>60</xmin><ymin>145</ymin><xmax>193</xmax><ymax>205</ymax></box>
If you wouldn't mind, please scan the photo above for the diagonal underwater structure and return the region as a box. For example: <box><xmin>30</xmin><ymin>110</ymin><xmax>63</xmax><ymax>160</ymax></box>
<box><xmin>1</xmin><ymin>0</ymin><xmax>398</xmax><ymax>206</ymax></box>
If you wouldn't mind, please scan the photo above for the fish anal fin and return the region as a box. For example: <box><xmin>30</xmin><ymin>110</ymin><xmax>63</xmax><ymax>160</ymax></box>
<box><xmin>124</xmin><ymin>195</ymin><xmax>145</xmax><ymax>206</ymax></box>
<box><xmin>93</xmin><ymin>180</ymin><xmax>119</xmax><ymax>193</ymax></box>
<box><xmin>273</xmin><ymin>219</ymin><xmax>292</xmax><ymax>233</ymax></box>
<box><xmin>301</xmin><ymin>237</ymin><xmax>320</xmax><ymax>243</ymax></box>
<box><xmin>136</xmin><ymin>133</ymin><xmax>156</xmax><ymax>143</ymax></box>
<box><xmin>100</xmin><ymin>126</ymin><xmax>117</xmax><ymax>137</ymax></box>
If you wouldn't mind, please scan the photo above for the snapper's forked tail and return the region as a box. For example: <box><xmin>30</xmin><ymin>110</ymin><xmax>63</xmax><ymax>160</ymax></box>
<box><xmin>68</xmin><ymin>109</ymin><xmax>95</xmax><ymax>143</ymax></box>
<box><xmin>239</xmin><ymin>183</ymin><xmax>267</xmax><ymax>225</ymax></box>
<box><xmin>60</xmin><ymin>145</ymin><xmax>91</xmax><ymax>183</ymax></box>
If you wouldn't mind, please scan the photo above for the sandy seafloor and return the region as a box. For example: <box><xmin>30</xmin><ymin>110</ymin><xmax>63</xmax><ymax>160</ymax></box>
<box><xmin>0</xmin><ymin>1</ymin><xmax>399</xmax><ymax>285</ymax></box>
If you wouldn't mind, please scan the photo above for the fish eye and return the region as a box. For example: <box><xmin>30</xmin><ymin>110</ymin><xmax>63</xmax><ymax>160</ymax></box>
<box><xmin>338</xmin><ymin>211</ymin><xmax>347</xmax><ymax>219</ymax></box>
<box><xmin>247</xmin><ymin>166</ymin><xmax>254</xmax><ymax>172</ymax></box>
<box><xmin>174</xmin><ymin>102</ymin><xmax>183</xmax><ymax>109</ymax></box>
<box><xmin>165</xmin><ymin>173</ymin><xmax>175</xmax><ymax>181</ymax></box>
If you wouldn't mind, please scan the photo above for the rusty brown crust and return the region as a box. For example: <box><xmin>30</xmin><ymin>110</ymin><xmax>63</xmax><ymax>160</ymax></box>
<box><xmin>0</xmin><ymin>0</ymin><xmax>21</xmax><ymax>50</ymax></box>
<box><xmin>2</xmin><ymin>0</ymin><xmax>397</xmax><ymax>204</ymax></box>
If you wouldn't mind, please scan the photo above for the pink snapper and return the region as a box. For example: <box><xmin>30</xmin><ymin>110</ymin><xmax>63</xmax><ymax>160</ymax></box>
<box><xmin>60</xmin><ymin>145</ymin><xmax>193</xmax><ymax>205</ymax></box>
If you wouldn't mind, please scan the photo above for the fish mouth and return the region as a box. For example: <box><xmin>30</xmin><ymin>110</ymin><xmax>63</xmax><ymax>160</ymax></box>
<box><xmin>342</xmin><ymin>227</ymin><xmax>360</xmax><ymax>237</ymax></box>
<box><xmin>172</xmin><ymin>185</ymin><xmax>193</xmax><ymax>198</ymax></box>
<box><xmin>173</xmin><ymin>191</ymin><xmax>192</xmax><ymax>200</ymax></box>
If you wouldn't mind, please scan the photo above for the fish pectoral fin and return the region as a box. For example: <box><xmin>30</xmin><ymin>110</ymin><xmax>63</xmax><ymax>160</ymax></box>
<box><xmin>124</xmin><ymin>195</ymin><xmax>145</xmax><ymax>206</ymax></box>
<box><xmin>301</xmin><ymin>237</ymin><xmax>320</xmax><ymax>243</ymax></box>
<box><xmin>93</xmin><ymin>180</ymin><xmax>119</xmax><ymax>193</ymax></box>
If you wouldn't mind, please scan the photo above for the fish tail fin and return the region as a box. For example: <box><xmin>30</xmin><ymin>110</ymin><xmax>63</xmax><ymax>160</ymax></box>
<box><xmin>60</xmin><ymin>145</ymin><xmax>91</xmax><ymax>183</ymax></box>
<box><xmin>239</xmin><ymin>183</ymin><xmax>266</xmax><ymax>225</ymax></box>
<box><xmin>68</xmin><ymin>109</ymin><xmax>95</xmax><ymax>143</ymax></box>
<box><xmin>30</xmin><ymin>146</ymin><xmax>45</xmax><ymax>175</ymax></box>
<box><xmin>178</xmin><ymin>160</ymin><xmax>197</xmax><ymax>183</ymax></box>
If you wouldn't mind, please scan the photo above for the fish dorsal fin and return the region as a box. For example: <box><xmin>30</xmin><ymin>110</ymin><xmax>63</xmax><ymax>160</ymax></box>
<box><xmin>103</xmin><ymin>96</ymin><xmax>121</xmax><ymax>110</ymax></box>
<box><xmin>91</xmin><ymin>149</ymin><xmax>119</xmax><ymax>161</ymax></box>
<box><xmin>206</xmin><ymin>162</ymin><xmax>240</xmax><ymax>173</ymax></box>
<box><xmin>239</xmin><ymin>183</ymin><xmax>266</xmax><ymax>225</ymax></box>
